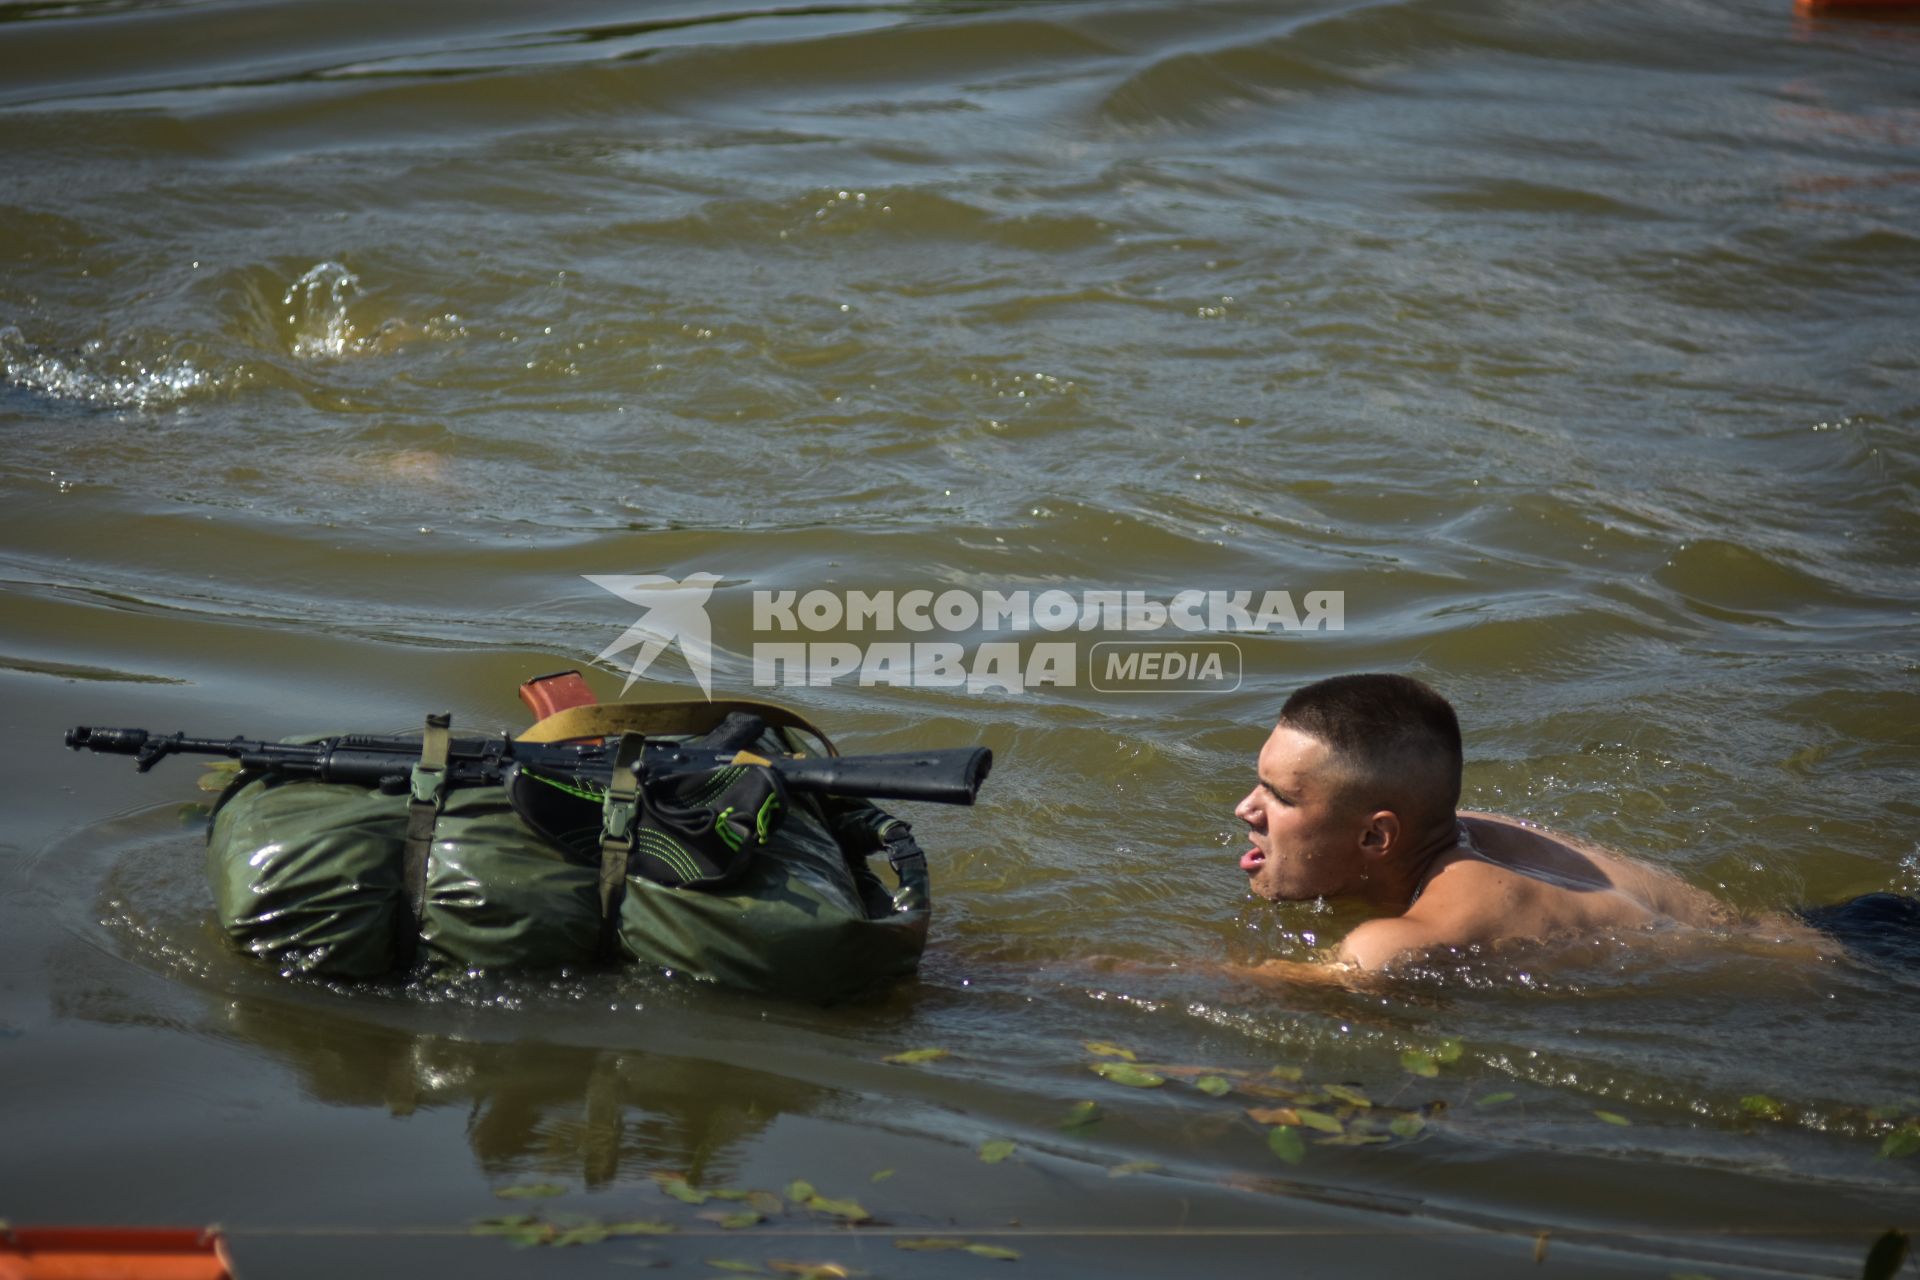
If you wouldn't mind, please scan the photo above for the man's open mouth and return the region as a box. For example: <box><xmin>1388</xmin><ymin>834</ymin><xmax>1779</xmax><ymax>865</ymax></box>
<box><xmin>1239</xmin><ymin>846</ymin><xmax>1265</xmax><ymax>873</ymax></box>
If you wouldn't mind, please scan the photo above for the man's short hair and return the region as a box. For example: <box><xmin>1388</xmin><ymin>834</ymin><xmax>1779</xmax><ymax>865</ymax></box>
<box><xmin>1278</xmin><ymin>673</ymin><xmax>1462</xmax><ymax>828</ymax></box>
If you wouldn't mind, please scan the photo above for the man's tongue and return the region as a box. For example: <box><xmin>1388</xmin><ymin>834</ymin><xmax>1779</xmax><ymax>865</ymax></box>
<box><xmin>1239</xmin><ymin>847</ymin><xmax>1264</xmax><ymax>873</ymax></box>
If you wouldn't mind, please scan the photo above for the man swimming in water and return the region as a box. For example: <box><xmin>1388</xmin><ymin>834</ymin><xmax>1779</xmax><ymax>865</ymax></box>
<box><xmin>1233</xmin><ymin>673</ymin><xmax>1781</xmax><ymax>975</ymax></box>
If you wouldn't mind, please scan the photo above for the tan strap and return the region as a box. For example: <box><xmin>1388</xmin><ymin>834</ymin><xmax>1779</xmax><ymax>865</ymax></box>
<box><xmin>517</xmin><ymin>698</ymin><xmax>838</xmax><ymax>757</ymax></box>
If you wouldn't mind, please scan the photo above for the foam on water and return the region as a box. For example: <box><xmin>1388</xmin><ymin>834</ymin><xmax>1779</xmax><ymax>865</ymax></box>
<box><xmin>0</xmin><ymin>324</ymin><xmax>213</xmax><ymax>410</ymax></box>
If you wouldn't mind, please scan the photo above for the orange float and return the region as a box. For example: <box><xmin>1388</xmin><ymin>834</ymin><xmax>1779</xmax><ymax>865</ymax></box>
<box><xmin>0</xmin><ymin>1227</ymin><xmax>232</xmax><ymax>1280</ymax></box>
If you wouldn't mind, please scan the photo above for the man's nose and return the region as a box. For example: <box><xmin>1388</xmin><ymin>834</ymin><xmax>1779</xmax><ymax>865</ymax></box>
<box><xmin>1234</xmin><ymin>789</ymin><xmax>1261</xmax><ymax>825</ymax></box>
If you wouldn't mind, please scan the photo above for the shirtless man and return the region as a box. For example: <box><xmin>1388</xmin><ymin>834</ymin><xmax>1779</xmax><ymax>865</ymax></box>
<box><xmin>1233</xmin><ymin>673</ymin><xmax>1745</xmax><ymax>974</ymax></box>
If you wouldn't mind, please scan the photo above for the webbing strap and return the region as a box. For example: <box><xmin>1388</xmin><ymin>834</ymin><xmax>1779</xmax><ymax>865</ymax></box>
<box><xmin>595</xmin><ymin>733</ymin><xmax>646</xmax><ymax>956</ymax></box>
<box><xmin>517</xmin><ymin>699</ymin><xmax>838</xmax><ymax>757</ymax></box>
<box><xmin>400</xmin><ymin>712</ymin><xmax>452</xmax><ymax>946</ymax></box>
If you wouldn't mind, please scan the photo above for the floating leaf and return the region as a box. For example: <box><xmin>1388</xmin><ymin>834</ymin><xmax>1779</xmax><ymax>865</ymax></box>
<box><xmin>495</xmin><ymin>1182</ymin><xmax>569</xmax><ymax>1200</ymax></box>
<box><xmin>472</xmin><ymin>1215</ymin><xmax>541</xmax><ymax>1236</ymax></box>
<box><xmin>1269</xmin><ymin>1065</ymin><xmax>1305</xmax><ymax>1082</ymax></box>
<box><xmin>1267</xmin><ymin>1125</ymin><xmax>1306</xmax><ymax>1165</ymax></box>
<box><xmin>868</xmin><ymin>1170</ymin><xmax>894</xmax><ymax>1184</ymax></box>
<box><xmin>1195</xmin><ymin>1076</ymin><xmax>1233</xmax><ymax>1098</ymax></box>
<box><xmin>1108</xmin><ymin>1160</ymin><xmax>1163</xmax><ymax>1177</ymax></box>
<box><xmin>1246</xmin><ymin>1106</ymin><xmax>1300</xmax><ymax>1127</ymax></box>
<box><xmin>700</xmin><ymin>1211</ymin><xmax>763</xmax><ymax>1230</ymax></box>
<box><xmin>1739</xmin><ymin>1094</ymin><xmax>1784</xmax><ymax>1121</ymax></box>
<box><xmin>896</xmin><ymin>1238</ymin><xmax>969</xmax><ymax>1252</ymax></box>
<box><xmin>978</xmin><ymin>1139</ymin><xmax>1017</xmax><ymax>1164</ymax></box>
<box><xmin>1315</xmin><ymin>1133</ymin><xmax>1391</xmax><ymax>1146</ymax></box>
<box><xmin>1093</xmin><ymin>1062</ymin><xmax>1165</xmax><ymax>1088</ymax></box>
<box><xmin>553</xmin><ymin>1224</ymin><xmax>612</xmax><ymax>1247</ymax></box>
<box><xmin>1879</xmin><ymin>1125</ymin><xmax>1920</xmax><ymax>1160</ymax></box>
<box><xmin>706</xmin><ymin>1263</ymin><xmax>764</xmax><ymax>1275</ymax></box>
<box><xmin>608</xmin><ymin>1221</ymin><xmax>677</xmax><ymax>1237</ymax></box>
<box><xmin>1433</xmin><ymin>1039</ymin><xmax>1464</xmax><ymax>1064</ymax></box>
<box><xmin>1388</xmin><ymin>1113</ymin><xmax>1427</xmax><ymax>1139</ymax></box>
<box><xmin>1293</xmin><ymin>1109</ymin><xmax>1343</xmax><ymax>1135</ymax></box>
<box><xmin>710</xmin><ymin>1189</ymin><xmax>751</xmax><ymax>1202</ymax></box>
<box><xmin>785</xmin><ymin>1180</ymin><xmax>816</xmax><ymax>1204</ymax></box>
<box><xmin>883</xmin><ymin>1047</ymin><xmax>952</xmax><ymax>1066</ymax></box>
<box><xmin>1400</xmin><ymin>1050</ymin><xmax>1439</xmax><ymax>1078</ymax></box>
<box><xmin>1059</xmin><ymin>1100</ymin><xmax>1102</xmax><ymax>1132</ymax></box>
<box><xmin>769</xmin><ymin>1261</ymin><xmax>858</xmax><ymax>1279</ymax></box>
<box><xmin>1084</xmin><ymin>1041</ymin><xmax>1136</xmax><ymax>1061</ymax></box>
<box><xmin>1594</xmin><ymin>1110</ymin><xmax>1631</xmax><ymax>1127</ymax></box>
<box><xmin>1476</xmin><ymin>1092</ymin><xmax>1516</xmax><ymax>1108</ymax></box>
<box><xmin>653</xmin><ymin>1174</ymin><xmax>710</xmax><ymax>1205</ymax></box>
<box><xmin>965</xmin><ymin>1244</ymin><xmax>1021</xmax><ymax>1261</ymax></box>
<box><xmin>747</xmin><ymin>1191</ymin><xmax>785</xmax><ymax>1216</ymax></box>
<box><xmin>1863</xmin><ymin>1230</ymin><xmax>1909</xmax><ymax>1280</ymax></box>
<box><xmin>1238</xmin><ymin>1080</ymin><xmax>1303</xmax><ymax>1101</ymax></box>
<box><xmin>1323</xmin><ymin>1084</ymin><xmax>1372</xmax><ymax>1109</ymax></box>
<box><xmin>803</xmin><ymin>1195</ymin><xmax>871</xmax><ymax>1223</ymax></box>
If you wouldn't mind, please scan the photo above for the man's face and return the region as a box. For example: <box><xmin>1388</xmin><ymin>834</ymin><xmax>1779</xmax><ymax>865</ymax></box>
<box><xmin>1232</xmin><ymin>725</ymin><xmax>1366</xmax><ymax>902</ymax></box>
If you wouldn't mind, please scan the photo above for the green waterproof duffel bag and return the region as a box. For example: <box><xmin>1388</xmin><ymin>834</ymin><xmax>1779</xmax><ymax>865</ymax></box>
<box><xmin>205</xmin><ymin>700</ymin><xmax>931</xmax><ymax>1001</ymax></box>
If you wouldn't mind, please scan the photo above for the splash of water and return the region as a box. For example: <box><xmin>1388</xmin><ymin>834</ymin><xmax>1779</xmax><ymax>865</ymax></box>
<box><xmin>0</xmin><ymin>325</ymin><xmax>211</xmax><ymax>410</ymax></box>
<box><xmin>282</xmin><ymin>260</ymin><xmax>362</xmax><ymax>359</ymax></box>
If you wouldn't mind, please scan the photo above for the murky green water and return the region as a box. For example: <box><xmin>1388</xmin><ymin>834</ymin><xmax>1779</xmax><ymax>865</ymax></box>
<box><xmin>3</xmin><ymin>0</ymin><xmax>1917</xmax><ymax>1274</ymax></box>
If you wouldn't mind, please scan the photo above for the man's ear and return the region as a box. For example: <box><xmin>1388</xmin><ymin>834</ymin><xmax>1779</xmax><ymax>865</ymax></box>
<box><xmin>1358</xmin><ymin>809</ymin><xmax>1401</xmax><ymax>860</ymax></box>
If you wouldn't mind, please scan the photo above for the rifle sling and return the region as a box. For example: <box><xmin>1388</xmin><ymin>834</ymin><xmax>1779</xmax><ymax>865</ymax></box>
<box><xmin>400</xmin><ymin>712</ymin><xmax>453</xmax><ymax>958</ymax></box>
<box><xmin>517</xmin><ymin>699</ymin><xmax>838</xmax><ymax>757</ymax></box>
<box><xmin>596</xmin><ymin>733</ymin><xmax>647</xmax><ymax>958</ymax></box>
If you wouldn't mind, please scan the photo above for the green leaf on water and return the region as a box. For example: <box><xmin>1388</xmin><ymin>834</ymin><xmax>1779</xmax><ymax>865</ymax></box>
<box><xmin>1059</xmin><ymin>1100</ymin><xmax>1103</xmax><ymax>1132</ymax></box>
<box><xmin>1400</xmin><ymin>1050</ymin><xmax>1439</xmax><ymax>1078</ymax></box>
<box><xmin>1594</xmin><ymin>1110</ymin><xmax>1631</xmax><ymax>1127</ymax></box>
<box><xmin>1267</xmin><ymin>1124</ymin><xmax>1307</xmax><ymax>1165</ymax></box>
<box><xmin>700</xmin><ymin>1210</ymin><xmax>763</xmax><ymax>1230</ymax></box>
<box><xmin>608</xmin><ymin>1221</ymin><xmax>677</xmax><ymax>1237</ymax></box>
<box><xmin>1293</xmin><ymin>1108</ymin><xmax>1344</xmax><ymax>1135</ymax></box>
<box><xmin>1108</xmin><ymin>1160</ymin><xmax>1163</xmax><ymax>1177</ymax></box>
<box><xmin>1084</xmin><ymin>1041</ymin><xmax>1137</xmax><ymax>1061</ymax></box>
<box><xmin>804</xmin><ymin>1195</ymin><xmax>871</xmax><ymax>1223</ymax></box>
<box><xmin>1863</xmin><ymin>1229</ymin><xmax>1909</xmax><ymax>1280</ymax></box>
<box><xmin>472</xmin><ymin>1215</ymin><xmax>542</xmax><ymax>1236</ymax></box>
<box><xmin>1476</xmin><ymin>1092</ymin><xmax>1516</xmax><ymax>1108</ymax></box>
<box><xmin>966</xmin><ymin>1244</ymin><xmax>1021</xmax><ymax>1261</ymax></box>
<box><xmin>1434</xmin><ymin>1038</ymin><xmax>1464</xmax><ymax>1064</ymax></box>
<box><xmin>1268</xmin><ymin>1065</ymin><xmax>1305</xmax><ymax>1082</ymax></box>
<box><xmin>654</xmin><ymin>1174</ymin><xmax>710</xmax><ymax>1204</ymax></box>
<box><xmin>553</xmin><ymin>1223</ymin><xmax>612</xmax><ymax>1247</ymax></box>
<box><xmin>883</xmin><ymin>1047</ymin><xmax>952</xmax><ymax>1066</ymax></box>
<box><xmin>1093</xmin><ymin>1061</ymin><xmax>1165</xmax><ymax>1088</ymax></box>
<box><xmin>1195</xmin><ymin>1075</ymin><xmax>1233</xmax><ymax>1097</ymax></box>
<box><xmin>1740</xmin><ymin>1094</ymin><xmax>1785</xmax><ymax>1121</ymax></box>
<box><xmin>1389</xmin><ymin>1113</ymin><xmax>1427</xmax><ymax>1139</ymax></box>
<box><xmin>747</xmin><ymin>1191</ymin><xmax>785</xmax><ymax>1216</ymax></box>
<box><xmin>785</xmin><ymin>1180</ymin><xmax>816</xmax><ymax>1204</ymax></box>
<box><xmin>495</xmin><ymin>1182</ymin><xmax>569</xmax><ymax>1200</ymax></box>
<box><xmin>1323</xmin><ymin>1084</ymin><xmax>1372</xmax><ymax>1109</ymax></box>
<box><xmin>868</xmin><ymin>1170</ymin><xmax>894</xmax><ymax>1184</ymax></box>
<box><xmin>895</xmin><ymin>1238</ymin><xmax>969</xmax><ymax>1252</ymax></box>
<box><xmin>979</xmin><ymin>1139</ymin><xmax>1017</xmax><ymax>1164</ymax></box>
<box><xmin>710</xmin><ymin>1189</ymin><xmax>751</xmax><ymax>1201</ymax></box>
<box><xmin>1315</xmin><ymin>1132</ymin><xmax>1392</xmax><ymax>1147</ymax></box>
<box><xmin>1879</xmin><ymin>1124</ymin><xmax>1920</xmax><ymax>1160</ymax></box>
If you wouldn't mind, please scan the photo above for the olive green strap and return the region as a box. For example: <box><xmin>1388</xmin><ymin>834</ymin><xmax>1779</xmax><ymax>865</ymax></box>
<box><xmin>400</xmin><ymin>712</ymin><xmax>452</xmax><ymax>948</ymax></box>
<box><xmin>518</xmin><ymin>699</ymin><xmax>838</xmax><ymax>757</ymax></box>
<box><xmin>595</xmin><ymin>732</ymin><xmax>646</xmax><ymax>957</ymax></box>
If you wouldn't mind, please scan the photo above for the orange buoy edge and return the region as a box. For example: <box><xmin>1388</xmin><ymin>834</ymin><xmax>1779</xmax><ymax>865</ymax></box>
<box><xmin>0</xmin><ymin>1226</ymin><xmax>232</xmax><ymax>1280</ymax></box>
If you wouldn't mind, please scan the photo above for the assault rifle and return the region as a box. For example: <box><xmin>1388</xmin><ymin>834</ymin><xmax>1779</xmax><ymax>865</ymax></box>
<box><xmin>63</xmin><ymin>724</ymin><xmax>991</xmax><ymax>807</ymax></box>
